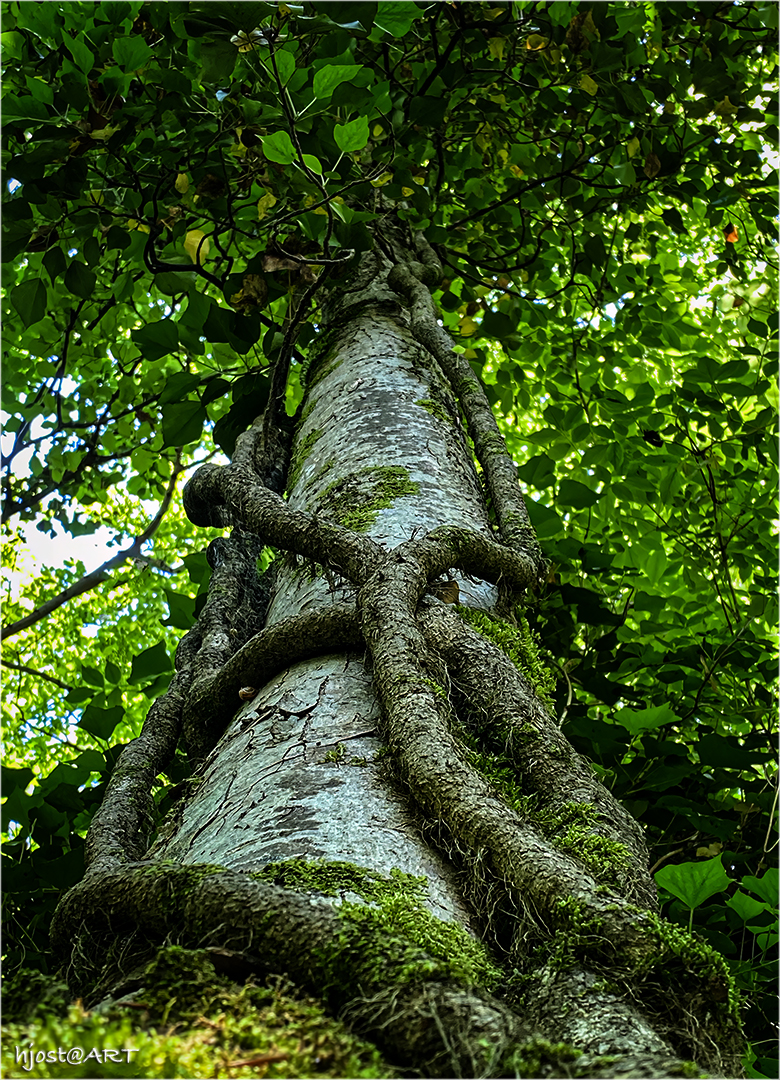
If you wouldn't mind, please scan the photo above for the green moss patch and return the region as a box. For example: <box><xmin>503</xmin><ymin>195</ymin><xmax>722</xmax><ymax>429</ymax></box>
<box><xmin>320</xmin><ymin>466</ymin><xmax>419</xmax><ymax>532</ymax></box>
<box><xmin>255</xmin><ymin>859</ymin><xmax>503</xmax><ymax>992</ymax></box>
<box><xmin>414</xmin><ymin>397</ymin><xmax>451</xmax><ymax>426</ymax></box>
<box><xmin>287</xmin><ymin>427</ymin><xmax>324</xmax><ymax>491</ymax></box>
<box><xmin>456</xmin><ymin>605</ymin><xmax>556</xmax><ymax>711</ymax></box>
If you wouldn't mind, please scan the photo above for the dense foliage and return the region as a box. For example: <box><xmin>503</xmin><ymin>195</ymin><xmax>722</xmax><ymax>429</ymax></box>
<box><xmin>2</xmin><ymin>2</ymin><xmax>777</xmax><ymax>1076</ymax></box>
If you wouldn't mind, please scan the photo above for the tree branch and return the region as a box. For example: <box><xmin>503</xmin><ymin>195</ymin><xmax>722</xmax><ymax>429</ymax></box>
<box><xmin>1</xmin><ymin>456</ymin><xmax>182</xmax><ymax>641</ymax></box>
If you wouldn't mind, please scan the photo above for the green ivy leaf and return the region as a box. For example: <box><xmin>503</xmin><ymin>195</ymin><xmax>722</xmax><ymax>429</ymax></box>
<box><xmin>312</xmin><ymin>63</ymin><xmax>363</xmax><ymax>99</ymax></box>
<box><xmin>112</xmin><ymin>36</ymin><xmax>152</xmax><ymax>71</ymax></box>
<box><xmin>741</xmin><ymin>869</ymin><xmax>778</xmax><ymax>907</ymax></box>
<box><xmin>79</xmin><ymin>704</ymin><xmax>125</xmax><ymax>740</ymax></box>
<box><xmin>557</xmin><ymin>478</ymin><xmax>601</xmax><ymax>509</ymax></box>
<box><xmin>64</xmin><ymin>36</ymin><xmax>94</xmax><ymax>74</ymax></box>
<box><xmin>334</xmin><ymin>115</ymin><xmax>370</xmax><ymax>153</ymax></box>
<box><xmin>261</xmin><ymin>130</ymin><xmax>296</xmax><ymax>164</ymax></box>
<box><xmin>10</xmin><ymin>278</ymin><xmax>47</xmax><ymax>327</ymax></box>
<box><xmin>161</xmin><ymin>400</ymin><xmax>207</xmax><ymax>447</ymax></box>
<box><xmin>129</xmin><ymin>640</ymin><xmax>172</xmax><ymax>684</ymax></box>
<box><xmin>614</xmin><ymin>703</ymin><xmax>675</xmax><ymax>735</ymax></box>
<box><xmin>655</xmin><ymin>855</ymin><xmax>731</xmax><ymax>911</ymax></box>
<box><xmin>63</xmin><ymin>260</ymin><xmax>97</xmax><ymax>300</ymax></box>
<box><xmin>131</xmin><ymin>320</ymin><xmax>179</xmax><ymax>362</ymax></box>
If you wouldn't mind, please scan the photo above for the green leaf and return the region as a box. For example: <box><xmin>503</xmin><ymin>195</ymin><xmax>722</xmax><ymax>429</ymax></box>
<box><xmin>63</xmin><ymin>260</ymin><xmax>97</xmax><ymax>300</ymax></box>
<box><xmin>153</xmin><ymin>270</ymin><xmax>197</xmax><ymax>295</ymax></box>
<box><xmin>112</xmin><ymin>36</ymin><xmax>152</xmax><ymax>71</ymax></box>
<box><xmin>161</xmin><ymin>400</ymin><xmax>207</xmax><ymax>447</ymax></box>
<box><xmin>80</xmin><ymin>665</ymin><xmax>104</xmax><ymax>689</ymax></box>
<box><xmin>1</xmin><ymin>766</ymin><xmax>34</xmax><ymax>796</ymax></box>
<box><xmin>312</xmin><ymin>64</ymin><xmax>363</xmax><ymax>99</ymax></box>
<box><xmin>662</xmin><ymin>207</ymin><xmax>688</xmax><ymax>235</ymax></box>
<box><xmin>525</xmin><ymin>497</ymin><xmax>564</xmax><ymax>540</ymax></box>
<box><xmin>334</xmin><ymin>115</ymin><xmax>370</xmax><ymax>153</ymax></box>
<box><xmin>614</xmin><ymin>703</ymin><xmax>675</xmax><ymax>735</ymax></box>
<box><xmin>518</xmin><ymin>453</ymin><xmax>555</xmax><ymax>490</ymax></box>
<box><xmin>10</xmin><ymin>278</ymin><xmax>47</xmax><ymax>327</ymax></box>
<box><xmin>375</xmin><ymin>1</ymin><xmax>421</xmax><ymax>37</ymax></box>
<box><xmin>64</xmin><ymin>36</ymin><xmax>94</xmax><ymax>74</ymax></box>
<box><xmin>199</xmin><ymin>38</ymin><xmax>237</xmax><ymax>83</ymax></box>
<box><xmin>262</xmin><ymin>130</ymin><xmax>297</xmax><ymax>165</ymax></box>
<box><xmin>742</xmin><ymin>869</ymin><xmax>779</xmax><ymax>907</ymax></box>
<box><xmin>34</xmin><ymin>847</ymin><xmax>85</xmax><ymax>889</ymax></box>
<box><xmin>697</xmin><ymin>734</ymin><xmax>768</xmax><ymax>769</ymax></box>
<box><xmin>131</xmin><ymin>320</ymin><xmax>179</xmax><ymax>362</ymax></box>
<box><xmin>162</xmin><ymin>588</ymin><xmax>198</xmax><ymax>629</ymax></box>
<box><xmin>557</xmin><ymin>478</ymin><xmax>601</xmax><ymax>509</ymax></box>
<box><xmin>129</xmin><ymin>640</ymin><xmax>172</xmax><ymax>684</ymax></box>
<box><xmin>727</xmin><ymin>889</ymin><xmax>770</xmax><ymax>923</ymax></box>
<box><xmin>211</xmin><ymin>373</ymin><xmax>270</xmax><ymax>456</ymax></box>
<box><xmin>104</xmin><ymin>661</ymin><xmax>121</xmax><ymax>686</ymax></box>
<box><xmin>1</xmin><ymin>31</ymin><xmax>25</xmax><ymax>61</ymax></box>
<box><xmin>655</xmin><ymin>855</ymin><xmax>732</xmax><ymax>911</ymax></box>
<box><xmin>2</xmin><ymin>96</ymin><xmax>49</xmax><ymax>124</ymax></box>
<box><xmin>159</xmin><ymin>372</ymin><xmax>202</xmax><ymax>405</ymax></box>
<box><xmin>79</xmin><ymin>704</ymin><xmax>125</xmax><ymax>740</ymax></box>
<box><xmin>272</xmin><ymin>48</ymin><xmax>296</xmax><ymax>86</ymax></box>
<box><xmin>42</xmin><ymin>246</ymin><xmax>67</xmax><ymax>282</ymax></box>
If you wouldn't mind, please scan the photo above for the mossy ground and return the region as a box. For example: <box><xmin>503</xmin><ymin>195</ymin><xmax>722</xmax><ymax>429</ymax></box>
<box><xmin>1</xmin><ymin>951</ymin><xmax>394</xmax><ymax>1079</ymax></box>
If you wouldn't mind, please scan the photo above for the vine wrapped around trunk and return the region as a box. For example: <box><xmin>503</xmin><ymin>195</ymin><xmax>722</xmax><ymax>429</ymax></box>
<box><xmin>52</xmin><ymin>238</ymin><xmax>741</xmax><ymax>1080</ymax></box>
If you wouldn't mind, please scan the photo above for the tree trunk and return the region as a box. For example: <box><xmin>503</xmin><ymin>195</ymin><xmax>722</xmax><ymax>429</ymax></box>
<box><xmin>151</xmin><ymin>245</ymin><xmax>494</xmax><ymax>924</ymax></box>
<box><xmin>51</xmin><ymin>233</ymin><xmax>742</xmax><ymax>1079</ymax></box>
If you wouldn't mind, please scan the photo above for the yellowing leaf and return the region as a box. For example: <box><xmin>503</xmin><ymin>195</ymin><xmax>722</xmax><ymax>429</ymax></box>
<box><xmin>463</xmin><ymin>348</ymin><xmax>478</xmax><ymax>360</ymax></box>
<box><xmin>580</xmin><ymin>74</ymin><xmax>598</xmax><ymax>96</ymax></box>
<box><xmin>127</xmin><ymin>218</ymin><xmax>150</xmax><ymax>234</ymax></box>
<box><xmin>459</xmin><ymin>317</ymin><xmax>477</xmax><ymax>336</ymax></box>
<box><xmin>627</xmin><ymin>136</ymin><xmax>640</xmax><ymax>159</ymax></box>
<box><xmin>257</xmin><ymin>190</ymin><xmax>277</xmax><ymax>220</ymax></box>
<box><xmin>184</xmin><ymin>230</ymin><xmax>210</xmax><ymax>265</ymax></box>
<box><xmin>643</xmin><ymin>152</ymin><xmax>661</xmax><ymax>179</ymax></box>
<box><xmin>714</xmin><ymin>96</ymin><xmax>738</xmax><ymax>117</ymax></box>
<box><xmin>581</xmin><ymin>11</ymin><xmax>600</xmax><ymax>40</ymax></box>
<box><xmin>87</xmin><ymin>190</ymin><xmax>104</xmax><ymax>206</ymax></box>
<box><xmin>175</xmin><ymin>172</ymin><xmax>190</xmax><ymax>194</ymax></box>
<box><xmin>372</xmin><ymin>124</ymin><xmax>383</xmax><ymax>137</ymax></box>
<box><xmin>520</xmin><ymin>270</ymin><xmax>529</xmax><ymax>283</ymax></box>
<box><xmin>488</xmin><ymin>37</ymin><xmax>505</xmax><ymax>61</ymax></box>
<box><xmin>89</xmin><ymin>125</ymin><xmax>119</xmax><ymax>141</ymax></box>
<box><xmin>401</xmin><ymin>186</ymin><xmax>414</xmax><ymax>197</ymax></box>
<box><xmin>526</xmin><ymin>34</ymin><xmax>548</xmax><ymax>50</ymax></box>
<box><xmin>370</xmin><ymin>171</ymin><xmax>393</xmax><ymax>187</ymax></box>
<box><xmin>509</xmin><ymin>164</ymin><xmax>524</xmax><ymax>178</ymax></box>
<box><xmin>412</xmin><ymin>174</ymin><xmax>426</xmax><ymax>185</ymax></box>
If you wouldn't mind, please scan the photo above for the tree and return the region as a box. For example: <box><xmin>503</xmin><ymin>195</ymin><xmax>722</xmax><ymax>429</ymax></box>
<box><xmin>2</xmin><ymin>3</ymin><xmax>777</xmax><ymax>1078</ymax></box>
